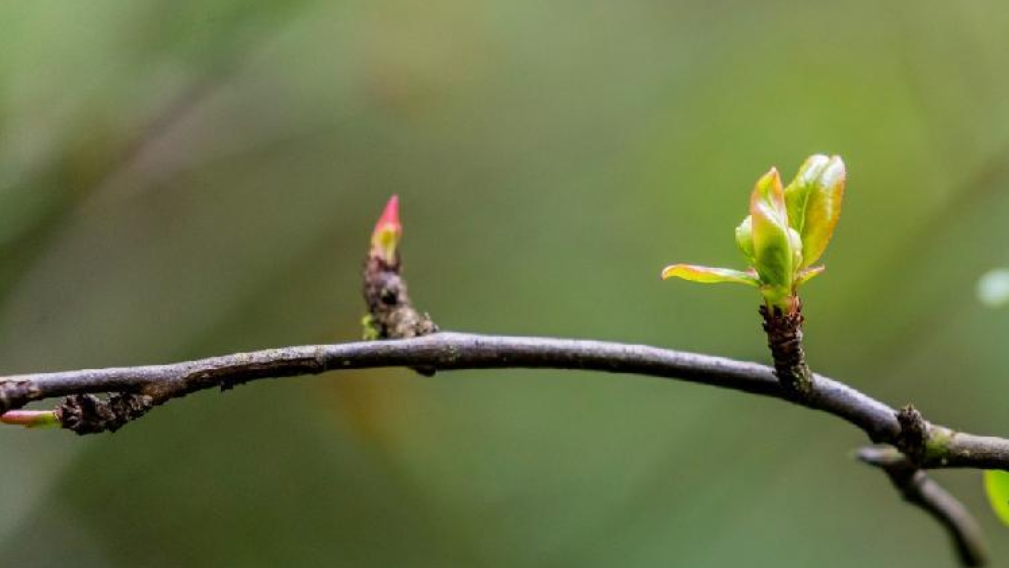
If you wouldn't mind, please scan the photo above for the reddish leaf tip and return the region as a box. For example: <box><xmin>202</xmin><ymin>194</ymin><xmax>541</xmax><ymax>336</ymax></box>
<box><xmin>371</xmin><ymin>195</ymin><xmax>403</xmax><ymax>263</ymax></box>
<box><xmin>374</xmin><ymin>195</ymin><xmax>401</xmax><ymax>235</ymax></box>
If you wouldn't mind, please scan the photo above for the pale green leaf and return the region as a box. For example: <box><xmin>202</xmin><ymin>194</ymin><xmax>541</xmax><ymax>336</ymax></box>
<box><xmin>749</xmin><ymin>168</ymin><xmax>795</xmax><ymax>294</ymax></box>
<box><xmin>735</xmin><ymin>215</ymin><xmax>755</xmax><ymax>264</ymax></box>
<box><xmin>984</xmin><ymin>470</ymin><xmax>1009</xmax><ymax>526</ymax></box>
<box><xmin>795</xmin><ymin>265</ymin><xmax>825</xmax><ymax>286</ymax></box>
<box><xmin>661</xmin><ymin>264</ymin><xmax>759</xmax><ymax>286</ymax></box>
<box><xmin>784</xmin><ymin>154</ymin><xmax>845</xmax><ymax>268</ymax></box>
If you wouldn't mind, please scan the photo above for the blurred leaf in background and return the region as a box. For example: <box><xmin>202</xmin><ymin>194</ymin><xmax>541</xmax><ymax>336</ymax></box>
<box><xmin>3</xmin><ymin>1</ymin><xmax>1009</xmax><ymax>567</ymax></box>
<box><xmin>986</xmin><ymin>471</ymin><xmax>1009</xmax><ymax>527</ymax></box>
<box><xmin>978</xmin><ymin>268</ymin><xmax>1009</xmax><ymax>308</ymax></box>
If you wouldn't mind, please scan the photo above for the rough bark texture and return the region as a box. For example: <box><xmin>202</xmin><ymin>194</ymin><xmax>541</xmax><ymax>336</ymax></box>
<box><xmin>760</xmin><ymin>302</ymin><xmax>813</xmax><ymax>398</ymax></box>
<box><xmin>56</xmin><ymin>393</ymin><xmax>155</xmax><ymax>435</ymax></box>
<box><xmin>762</xmin><ymin>300</ymin><xmax>986</xmax><ymax>567</ymax></box>
<box><xmin>897</xmin><ymin>404</ymin><xmax>929</xmax><ymax>464</ymax></box>
<box><xmin>362</xmin><ymin>254</ymin><xmax>437</xmax><ymax>340</ymax></box>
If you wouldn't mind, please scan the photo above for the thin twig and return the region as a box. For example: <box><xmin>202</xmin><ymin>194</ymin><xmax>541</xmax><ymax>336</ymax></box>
<box><xmin>0</xmin><ymin>331</ymin><xmax>1005</xmax><ymax>470</ymax></box>
<box><xmin>760</xmin><ymin>301</ymin><xmax>987</xmax><ymax>566</ymax></box>
<box><xmin>0</xmin><ymin>330</ymin><xmax>991</xmax><ymax>562</ymax></box>
<box><xmin>857</xmin><ymin>445</ymin><xmax>988</xmax><ymax>566</ymax></box>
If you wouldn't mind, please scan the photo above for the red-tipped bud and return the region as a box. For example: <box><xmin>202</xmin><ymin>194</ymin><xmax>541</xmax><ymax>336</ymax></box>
<box><xmin>1</xmin><ymin>410</ymin><xmax>59</xmax><ymax>428</ymax></box>
<box><xmin>371</xmin><ymin>195</ymin><xmax>402</xmax><ymax>264</ymax></box>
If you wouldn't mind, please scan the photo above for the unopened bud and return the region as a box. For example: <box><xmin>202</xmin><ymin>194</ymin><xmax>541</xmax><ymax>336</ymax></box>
<box><xmin>370</xmin><ymin>195</ymin><xmax>402</xmax><ymax>264</ymax></box>
<box><xmin>1</xmin><ymin>410</ymin><xmax>59</xmax><ymax>428</ymax></box>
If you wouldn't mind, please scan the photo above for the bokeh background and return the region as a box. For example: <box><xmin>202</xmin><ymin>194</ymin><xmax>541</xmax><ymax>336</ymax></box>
<box><xmin>2</xmin><ymin>1</ymin><xmax>1009</xmax><ymax>566</ymax></box>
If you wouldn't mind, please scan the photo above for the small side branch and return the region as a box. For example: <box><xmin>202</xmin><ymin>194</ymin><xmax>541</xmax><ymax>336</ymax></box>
<box><xmin>760</xmin><ymin>303</ymin><xmax>813</xmax><ymax>397</ymax></box>
<box><xmin>906</xmin><ymin>473</ymin><xmax>987</xmax><ymax>568</ymax></box>
<box><xmin>857</xmin><ymin>446</ymin><xmax>987</xmax><ymax>566</ymax></box>
<box><xmin>759</xmin><ymin>298</ymin><xmax>990</xmax><ymax>566</ymax></box>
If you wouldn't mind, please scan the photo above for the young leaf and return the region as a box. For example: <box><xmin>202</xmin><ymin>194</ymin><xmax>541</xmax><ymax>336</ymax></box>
<box><xmin>659</xmin><ymin>155</ymin><xmax>845</xmax><ymax>308</ymax></box>
<box><xmin>984</xmin><ymin>470</ymin><xmax>1009</xmax><ymax>525</ymax></box>
<box><xmin>795</xmin><ymin>265</ymin><xmax>825</xmax><ymax>286</ymax></box>
<box><xmin>749</xmin><ymin>168</ymin><xmax>797</xmax><ymax>304</ymax></box>
<box><xmin>784</xmin><ymin>155</ymin><xmax>845</xmax><ymax>267</ymax></box>
<box><xmin>735</xmin><ymin>215</ymin><xmax>755</xmax><ymax>264</ymax></box>
<box><xmin>661</xmin><ymin>264</ymin><xmax>759</xmax><ymax>286</ymax></box>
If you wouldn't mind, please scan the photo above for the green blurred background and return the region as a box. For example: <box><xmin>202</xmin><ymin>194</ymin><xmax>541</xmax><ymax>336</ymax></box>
<box><xmin>2</xmin><ymin>1</ymin><xmax>1009</xmax><ymax>566</ymax></box>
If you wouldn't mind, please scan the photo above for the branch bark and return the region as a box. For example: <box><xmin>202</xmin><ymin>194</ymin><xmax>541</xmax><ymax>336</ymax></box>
<box><xmin>0</xmin><ymin>198</ymin><xmax>1004</xmax><ymax>566</ymax></box>
<box><xmin>0</xmin><ymin>331</ymin><xmax>1007</xmax><ymax>469</ymax></box>
<box><xmin>759</xmin><ymin>301</ymin><xmax>988</xmax><ymax>566</ymax></box>
<box><xmin>857</xmin><ymin>445</ymin><xmax>988</xmax><ymax>566</ymax></box>
<box><xmin>2</xmin><ymin>329</ymin><xmax>995</xmax><ymax>564</ymax></box>
<box><xmin>0</xmin><ymin>334</ymin><xmax>1003</xmax><ymax>564</ymax></box>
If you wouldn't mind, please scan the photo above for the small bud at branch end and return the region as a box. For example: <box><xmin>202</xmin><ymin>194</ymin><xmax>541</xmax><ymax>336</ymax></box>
<box><xmin>370</xmin><ymin>195</ymin><xmax>402</xmax><ymax>264</ymax></box>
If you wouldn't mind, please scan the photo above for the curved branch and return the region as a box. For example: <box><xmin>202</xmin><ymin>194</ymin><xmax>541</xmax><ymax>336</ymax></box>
<box><xmin>0</xmin><ymin>331</ymin><xmax>1005</xmax><ymax>470</ymax></box>
<box><xmin>0</xmin><ymin>185</ymin><xmax>997</xmax><ymax>566</ymax></box>
<box><xmin>0</xmin><ymin>199</ymin><xmax>1004</xmax><ymax>566</ymax></box>
<box><xmin>0</xmin><ymin>333</ymin><xmax>1001</xmax><ymax>563</ymax></box>
<box><xmin>858</xmin><ymin>445</ymin><xmax>988</xmax><ymax>566</ymax></box>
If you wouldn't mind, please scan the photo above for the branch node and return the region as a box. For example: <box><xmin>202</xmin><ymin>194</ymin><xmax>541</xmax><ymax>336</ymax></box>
<box><xmin>362</xmin><ymin>203</ymin><xmax>439</xmax><ymax>376</ymax></box>
<box><xmin>363</xmin><ymin>255</ymin><xmax>438</xmax><ymax>340</ymax></box>
<box><xmin>897</xmin><ymin>404</ymin><xmax>929</xmax><ymax>465</ymax></box>
<box><xmin>759</xmin><ymin>302</ymin><xmax>812</xmax><ymax>398</ymax></box>
<box><xmin>56</xmin><ymin>393</ymin><xmax>155</xmax><ymax>435</ymax></box>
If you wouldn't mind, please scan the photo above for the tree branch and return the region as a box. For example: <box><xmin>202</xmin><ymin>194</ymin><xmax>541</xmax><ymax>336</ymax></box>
<box><xmin>1</xmin><ymin>330</ymin><xmax>994</xmax><ymax>563</ymax></box>
<box><xmin>0</xmin><ymin>331</ymin><xmax>1005</xmax><ymax>470</ymax></box>
<box><xmin>0</xmin><ymin>195</ymin><xmax>1003</xmax><ymax>566</ymax></box>
<box><xmin>857</xmin><ymin>445</ymin><xmax>988</xmax><ymax>566</ymax></box>
<box><xmin>760</xmin><ymin>301</ymin><xmax>989</xmax><ymax>567</ymax></box>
